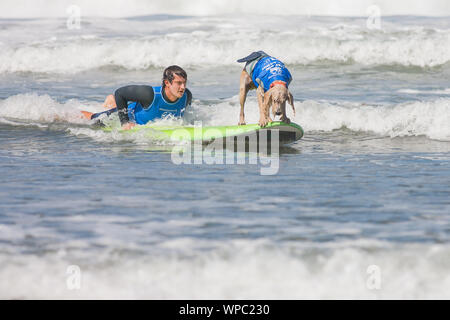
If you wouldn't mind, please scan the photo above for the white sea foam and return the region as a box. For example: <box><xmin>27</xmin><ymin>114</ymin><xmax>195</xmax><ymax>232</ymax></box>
<box><xmin>0</xmin><ymin>93</ymin><xmax>89</xmax><ymax>125</ymax></box>
<box><xmin>293</xmin><ymin>99</ymin><xmax>450</xmax><ymax>141</ymax></box>
<box><xmin>1</xmin><ymin>241</ymin><xmax>449</xmax><ymax>299</ymax></box>
<box><xmin>399</xmin><ymin>88</ymin><xmax>450</xmax><ymax>95</ymax></box>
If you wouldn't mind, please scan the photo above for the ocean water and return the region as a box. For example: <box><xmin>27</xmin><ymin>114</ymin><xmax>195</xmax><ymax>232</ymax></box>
<box><xmin>0</xmin><ymin>4</ymin><xmax>450</xmax><ymax>299</ymax></box>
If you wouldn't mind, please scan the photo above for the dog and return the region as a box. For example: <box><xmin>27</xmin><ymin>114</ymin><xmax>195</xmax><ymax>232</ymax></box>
<box><xmin>237</xmin><ymin>51</ymin><xmax>295</xmax><ymax>127</ymax></box>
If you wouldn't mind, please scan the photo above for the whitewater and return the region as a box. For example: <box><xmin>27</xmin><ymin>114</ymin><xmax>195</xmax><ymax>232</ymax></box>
<box><xmin>0</xmin><ymin>4</ymin><xmax>450</xmax><ymax>300</ymax></box>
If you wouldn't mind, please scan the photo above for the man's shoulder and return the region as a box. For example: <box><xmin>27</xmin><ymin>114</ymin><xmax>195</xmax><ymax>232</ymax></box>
<box><xmin>185</xmin><ymin>88</ymin><xmax>192</xmax><ymax>103</ymax></box>
<box><xmin>115</xmin><ymin>84</ymin><xmax>154</xmax><ymax>94</ymax></box>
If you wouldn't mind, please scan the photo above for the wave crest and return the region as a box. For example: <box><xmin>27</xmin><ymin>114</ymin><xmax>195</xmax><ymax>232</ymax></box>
<box><xmin>2</xmin><ymin>93</ymin><xmax>450</xmax><ymax>141</ymax></box>
<box><xmin>1</xmin><ymin>24</ymin><xmax>449</xmax><ymax>74</ymax></box>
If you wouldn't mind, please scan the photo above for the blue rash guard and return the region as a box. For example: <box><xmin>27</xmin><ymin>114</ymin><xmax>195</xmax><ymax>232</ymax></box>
<box><xmin>251</xmin><ymin>57</ymin><xmax>292</xmax><ymax>92</ymax></box>
<box><xmin>127</xmin><ymin>86</ymin><xmax>188</xmax><ymax>125</ymax></box>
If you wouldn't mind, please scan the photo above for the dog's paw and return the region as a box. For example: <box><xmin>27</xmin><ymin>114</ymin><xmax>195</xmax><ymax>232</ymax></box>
<box><xmin>258</xmin><ymin>118</ymin><xmax>269</xmax><ymax>127</ymax></box>
<box><xmin>280</xmin><ymin>116</ymin><xmax>291</xmax><ymax>124</ymax></box>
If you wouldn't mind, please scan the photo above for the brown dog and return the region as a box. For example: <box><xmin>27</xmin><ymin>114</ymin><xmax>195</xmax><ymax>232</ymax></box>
<box><xmin>237</xmin><ymin>51</ymin><xmax>295</xmax><ymax>127</ymax></box>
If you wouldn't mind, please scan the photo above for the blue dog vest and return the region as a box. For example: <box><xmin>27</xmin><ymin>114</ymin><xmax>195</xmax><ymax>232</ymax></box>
<box><xmin>251</xmin><ymin>57</ymin><xmax>292</xmax><ymax>92</ymax></box>
<box><xmin>127</xmin><ymin>86</ymin><xmax>188</xmax><ymax>125</ymax></box>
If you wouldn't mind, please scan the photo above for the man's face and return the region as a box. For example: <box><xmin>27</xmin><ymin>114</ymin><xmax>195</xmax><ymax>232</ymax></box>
<box><xmin>165</xmin><ymin>74</ymin><xmax>186</xmax><ymax>99</ymax></box>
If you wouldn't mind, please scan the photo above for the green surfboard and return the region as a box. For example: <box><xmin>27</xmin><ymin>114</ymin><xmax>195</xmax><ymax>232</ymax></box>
<box><xmin>102</xmin><ymin>121</ymin><xmax>304</xmax><ymax>145</ymax></box>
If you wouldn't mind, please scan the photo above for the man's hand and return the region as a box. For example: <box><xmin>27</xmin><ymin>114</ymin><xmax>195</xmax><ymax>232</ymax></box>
<box><xmin>121</xmin><ymin>122</ymin><xmax>136</xmax><ymax>130</ymax></box>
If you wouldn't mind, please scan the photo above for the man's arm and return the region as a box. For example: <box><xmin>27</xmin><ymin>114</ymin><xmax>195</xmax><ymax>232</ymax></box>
<box><xmin>114</xmin><ymin>85</ymin><xmax>155</xmax><ymax>125</ymax></box>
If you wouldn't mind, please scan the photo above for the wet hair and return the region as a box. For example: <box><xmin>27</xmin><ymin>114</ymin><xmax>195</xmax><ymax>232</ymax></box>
<box><xmin>162</xmin><ymin>65</ymin><xmax>187</xmax><ymax>88</ymax></box>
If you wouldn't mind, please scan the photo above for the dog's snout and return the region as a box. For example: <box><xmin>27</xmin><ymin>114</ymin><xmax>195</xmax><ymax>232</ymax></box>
<box><xmin>275</xmin><ymin>111</ymin><xmax>282</xmax><ymax>116</ymax></box>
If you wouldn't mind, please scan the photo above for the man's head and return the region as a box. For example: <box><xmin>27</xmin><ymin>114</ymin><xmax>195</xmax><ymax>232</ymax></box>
<box><xmin>162</xmin><ymin>65</ymin><xmax>187</xmax><ymax>100</ymax></box>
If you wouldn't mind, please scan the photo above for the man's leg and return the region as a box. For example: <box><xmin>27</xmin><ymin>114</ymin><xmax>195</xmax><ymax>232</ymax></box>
<box><xmin>102</xmin><ymin>94</ymin><xmax>117</xmax><ymax>109</ymax></box>
<box><xmin>81</xmin><ymin>94</ymin><xmax>118</xmax><ymax>120</ymax></box>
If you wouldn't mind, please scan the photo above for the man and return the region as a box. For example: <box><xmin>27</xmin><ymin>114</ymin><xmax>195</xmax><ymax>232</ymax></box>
<box><xmin>83</xmin><ymin>65</ymin><xmax>192</xmax><ymax>130</ymax></box>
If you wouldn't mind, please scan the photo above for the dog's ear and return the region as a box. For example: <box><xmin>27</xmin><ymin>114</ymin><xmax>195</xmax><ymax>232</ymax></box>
<box><xmin>264</xmin><ymin>89</ymin><xmax>273</xmax><ymax>110</ymax></box>
<box><xmin>287</xmin><ymin>91</ymin><xmax>295</xmax><ymax>116</ymax></box>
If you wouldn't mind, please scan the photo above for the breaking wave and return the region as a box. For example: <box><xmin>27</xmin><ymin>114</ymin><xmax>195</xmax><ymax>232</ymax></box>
<box><xmin>1</xmin><ymin>93</ymin><xmax>449</xmax><ymax>141</ymax></box>
<box><xmin>0</xmin><ymin>17</ymin><xmax>449</xmax><ymax>74</ymax></box>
